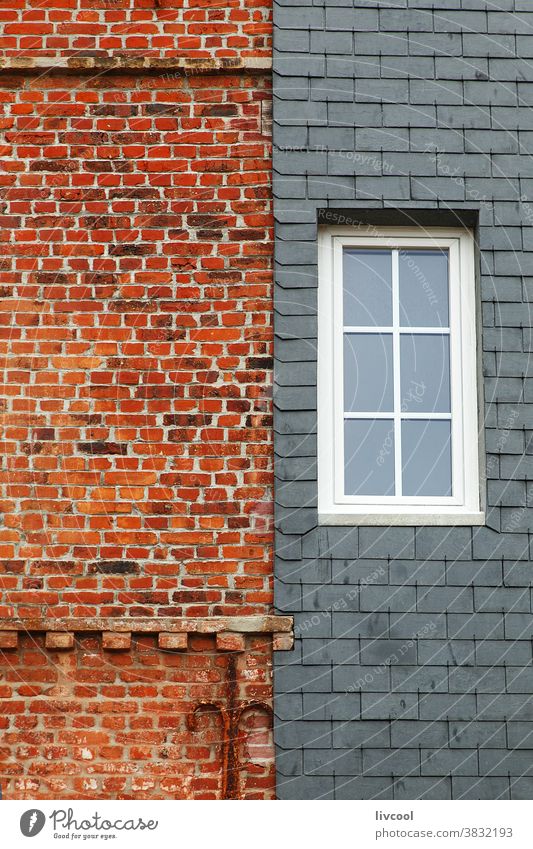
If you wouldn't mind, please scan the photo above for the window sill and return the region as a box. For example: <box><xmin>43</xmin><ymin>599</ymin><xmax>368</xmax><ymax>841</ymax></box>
<box><xmin>318</xmin><ymin>511</ymin><xmax>486</xmax><ymax>527</ymax></box>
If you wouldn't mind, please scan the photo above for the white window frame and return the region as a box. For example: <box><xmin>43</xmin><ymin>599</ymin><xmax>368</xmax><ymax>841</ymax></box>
<box><xmin>318</xmin><ymin>226</ymin><xmax>484</xmax><ymax>526</ymax></box>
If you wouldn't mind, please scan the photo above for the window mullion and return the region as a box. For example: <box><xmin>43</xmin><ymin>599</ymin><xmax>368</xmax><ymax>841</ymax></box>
<box><xmin>392</xmin><ymin>249</ymin><xmax>402</xmax><ymax>497</ymax></box>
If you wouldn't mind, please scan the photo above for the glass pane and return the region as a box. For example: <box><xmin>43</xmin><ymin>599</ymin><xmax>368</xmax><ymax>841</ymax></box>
<box><xmin>344</xmin><ymin>333</ymin><xmax>393</xmax><ymax>412</ymax></box>
<box><xmin>344</xmin><ymin>419</ymin><xmax>395</xmax><ymax>496</ymax></box>
<box><xmin>400</xmin><ymin>334</ymin><xmax>450</xmax><ymax>413</ymax></box>
<box><xmin>343</xmin><ymin>249</ymin><xmax>392</xmax><ymax>326</ymax></box>
<box><xmin>402</xmin><ymin>420</ymin><xmax>452</xmax><ymax>497</ymax></box>
<box><xmin>399</xmin><ymin>249</ymin><xmax>449</xmax><ymax>327</ymax></box>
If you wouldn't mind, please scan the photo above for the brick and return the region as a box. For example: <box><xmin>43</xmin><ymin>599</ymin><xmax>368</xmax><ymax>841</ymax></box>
<box><xmin>0</xmin><ymin>631</ymin><xmax>18</xmax><ymax>649</ymax></box>
<box><xmin>45</xmin><ymin>632</ymin><xmax>74</xmax><ymax>650</ymax></box>
<box><xmin>216</xmin><ymin>632</ymin><xmax>246</xmax><ymax>653</ymax></box>
<box><xmin>273</xmin><ymin>632</ymin><xmax>294</xmax><ymax>651</ymax></box>
<box><xmin>102</xmin><ymin>632</ymin><xmax>132</xmax><ymax>651</ymax></box>
<box><xmin>158</xmin><ymin>633</ymin><xmax>188</xmax><ymax>651</ymax></box>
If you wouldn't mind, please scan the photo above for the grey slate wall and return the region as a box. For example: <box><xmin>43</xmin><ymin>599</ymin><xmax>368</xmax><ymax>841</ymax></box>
<box><xmin>273</xmin><ymin>0</ymin><xmax>533</xmax><ymax>800</ymax></box>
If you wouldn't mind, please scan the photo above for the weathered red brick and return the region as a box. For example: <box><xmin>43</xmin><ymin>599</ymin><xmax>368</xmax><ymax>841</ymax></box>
<box><xmin>102</xmin><ymin>632</ymin><xmax>132</xmax><ymax>651</ymax></box>
<box><xmin>0</xmin><ymin>631</ymin><xmax>18</xmax><ymax>649</ymax></box>
<box><xmin>44</xmin><ymin>632</ymin><xmax>74</xmax><ymax>650</ymax></box>
<box><xmin>158</xmin><ymin>633</ymin><xmax>188</xmax><ymax>651</ymax></box>
<box><xmin>216</xmin><ymin>632</ymin><xmax>246</xmax><ymax>653</ymax></box>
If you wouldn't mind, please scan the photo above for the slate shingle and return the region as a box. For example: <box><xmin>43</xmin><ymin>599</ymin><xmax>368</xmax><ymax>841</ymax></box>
<box><xmin>273</xmin><ymin>0</ymin><xmax>533</xmax><ymax>801</ymax></box>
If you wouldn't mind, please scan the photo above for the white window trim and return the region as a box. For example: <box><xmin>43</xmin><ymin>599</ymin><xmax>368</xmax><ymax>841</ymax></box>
<box><xmin>318</xmin><ymin>226</ymin><xmax>485</xmax><ymax>526</ymax></box>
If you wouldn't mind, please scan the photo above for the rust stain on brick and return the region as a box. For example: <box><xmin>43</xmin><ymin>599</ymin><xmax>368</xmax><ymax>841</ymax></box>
<box><xmin>261</xmin><ymin>99</ymin><xmax>273</xmax><ymax>137</ymax></box>
<box><xmin>188</xmin><ymin>652</ymin><xmax>273</xmax><ymax>800</ymax></box>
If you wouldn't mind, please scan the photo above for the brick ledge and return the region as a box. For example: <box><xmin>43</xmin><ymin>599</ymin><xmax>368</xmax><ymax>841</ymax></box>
<box><xmin>0</xmin><ymin>615</ymin><xmax>293</xmax><ymax>651</ymax></box>
<box><xmin>0</xmin><ymin>614</ymin><xmax>291</xmax><ymax>633</ymax></box>
<box><xmin>0</xmin><ymin>56</ymin><xmax>272</xmax><ymax>75</ymax></box>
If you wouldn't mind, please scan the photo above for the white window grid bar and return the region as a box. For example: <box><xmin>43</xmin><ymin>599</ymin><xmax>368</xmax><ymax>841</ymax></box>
<box><xmin>391</xmin><ymin>248</ymin><xmax>403</xmax><ymax>496</ymax></box>
<box><xmin>343</xmin><ymin>412</ymin><xmax>452</xmax><ymax>420</ymax></box>
<box><xmin>343</xmin><ymin>326</ymin><xmax>450</xmax><ymax>334</ymax></box>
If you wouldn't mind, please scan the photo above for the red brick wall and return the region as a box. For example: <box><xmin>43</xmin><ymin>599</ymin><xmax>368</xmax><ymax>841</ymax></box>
<box><xmin>1</xmin><ymin>633</ymin><xmax>274</xmax><ymax>799</ymax></box>
<box><xmin>0</xmin><ymin>0</ymin><xmax>275</xmax><ymax>801</ymax></box>
<box><xmin>0</xmin><ymin>70</ymin><xmax>273</xmax><ymax>620</ymax></box>
<box><xmin>0</xmin><ymin>0</ymin><xmax>271</xmax><ymax>60</ymax></box>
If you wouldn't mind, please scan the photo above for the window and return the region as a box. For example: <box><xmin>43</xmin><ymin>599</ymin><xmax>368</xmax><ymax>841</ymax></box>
<box><xmin>318</xmin><ymin>227</ymin><xmax>484</xmax><ymax>525</ymax></box>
